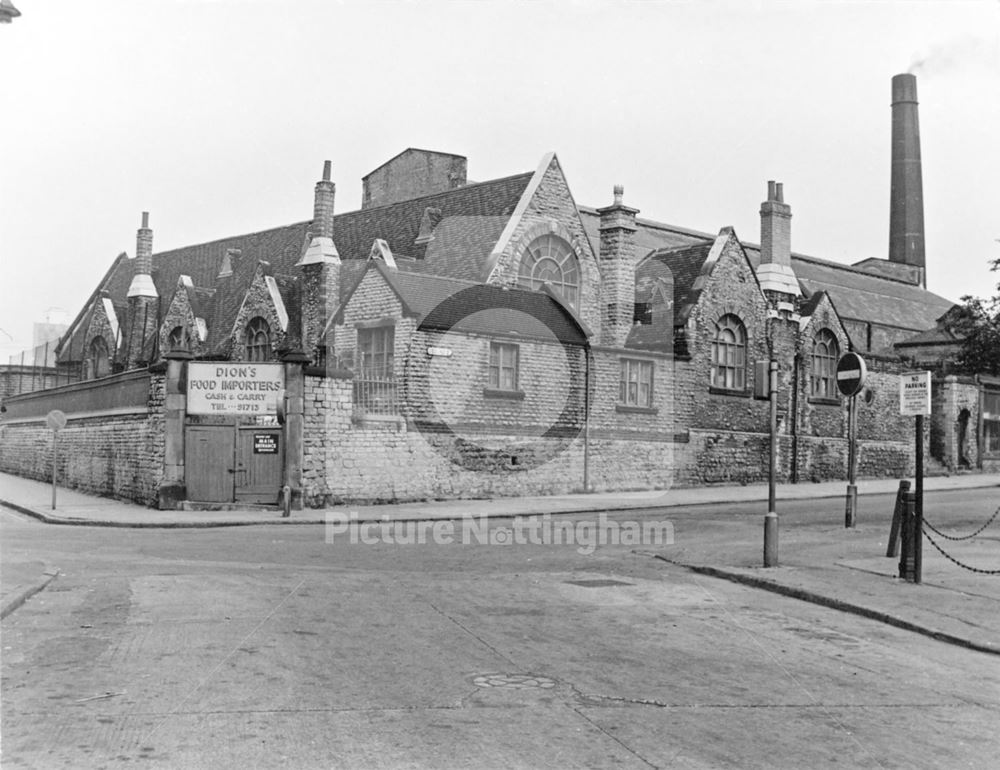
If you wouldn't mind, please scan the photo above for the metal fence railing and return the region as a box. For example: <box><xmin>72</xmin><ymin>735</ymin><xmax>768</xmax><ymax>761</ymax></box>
<box><xmin>353</xmin><ymin>375</ymin><xmax>398</xmax><ymax>415</ymax></box>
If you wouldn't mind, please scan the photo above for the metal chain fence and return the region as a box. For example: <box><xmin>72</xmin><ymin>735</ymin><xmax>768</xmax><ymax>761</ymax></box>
<box><xmin>923</xmin><ymin>505</ymin><xmax>1000</xmax><ymax>542</ymax></box>
<box><xmin>922</xmin><ymin>523</ymin><xmax>1000</xmax><ymax>576</ymax></box>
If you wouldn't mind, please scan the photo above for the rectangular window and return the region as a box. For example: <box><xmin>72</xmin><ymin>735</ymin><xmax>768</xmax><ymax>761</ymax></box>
<box><xmin>985</xmin><ymin>390</ymin><xmax>1000</xmax><ymax>454</ymax></box>
<box><xmin>619</xmin><ymin>359</ymin><xmax>654</xmax><ymax>408</ymax></box>
<box><xmin>355</xmin><ymin>326</ymin><xmax>396</xmax><ymax>414</ymax></box>
<box><xmin>488</xmin><ymin>342</ymin><xmax>519</xmax><ymax>391</ymax></box>
<box><xmin>358</xmin><ymin>326</ymin><xmax>394</xmax><ymax>378</ymax></box>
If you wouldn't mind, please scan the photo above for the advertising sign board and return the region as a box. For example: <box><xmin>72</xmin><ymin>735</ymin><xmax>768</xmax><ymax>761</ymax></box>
<box><xmin>187</xmin><ymin>363</ymin><xmax>284</xmax><ymax>416</ymax></box>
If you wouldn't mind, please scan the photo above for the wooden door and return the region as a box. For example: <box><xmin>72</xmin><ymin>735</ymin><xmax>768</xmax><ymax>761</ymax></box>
<box><xmin>185</xmin><ymin>426</ymin><xmax>234</xmax><ymax>502</ymax></box>
<box><xmin>235</xmin><ymin>427</ymin><xmax>283</xmax><ymax>504</ymax></box>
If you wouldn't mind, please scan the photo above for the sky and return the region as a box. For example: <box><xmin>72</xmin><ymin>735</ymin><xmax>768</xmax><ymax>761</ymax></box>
<box><xmin>1</xmin><ymin>0</ymin><xmax>998</xmax><ymax>361</ymax></box>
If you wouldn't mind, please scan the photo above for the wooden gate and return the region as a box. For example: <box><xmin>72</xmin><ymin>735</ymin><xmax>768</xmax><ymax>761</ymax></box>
<box><xmin>235</xmin><ymin>427</ymin><xmax>283</xmax><ymax>504</ymax></box>
<box><xmin>185</xmin><ymin>425</ymin><xmax>284</xmax><ymax>504</ymax></box>
<box><xmin>185</xmin><ymin>426</ymin><xmax>235</xmax><ymax>503</ymax></box>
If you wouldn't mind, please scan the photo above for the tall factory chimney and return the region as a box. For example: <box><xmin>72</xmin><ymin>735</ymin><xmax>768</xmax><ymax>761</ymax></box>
<box><xmin>889</xmin><ymin>73</ymin><xmax>926</xmax><ymax>287</ymax></box>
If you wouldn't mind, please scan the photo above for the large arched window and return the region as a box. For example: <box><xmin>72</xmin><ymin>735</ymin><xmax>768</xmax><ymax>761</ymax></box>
<box><xmin>245</xmin><ymin>317</ymin><xmax>272</xmax><ymax>362</ymax></box>
<box><xmin>517</xmin><ymin>234</ymin><xmax>580</xmax><ymax>308</ymax></box>
<box><xmin>89</xmin><ymin>336</ymin><xmax>110</xmax><ymax>379</ymax></box>
<box><xmin>710</xmin><ymin>314</ymin><xmax>746</xmax><ymax>391</ymax></box>
<box><xmin>812</xmin><ymin>329</ymin><xmax>840</xmax><ymax>399</ymax></box>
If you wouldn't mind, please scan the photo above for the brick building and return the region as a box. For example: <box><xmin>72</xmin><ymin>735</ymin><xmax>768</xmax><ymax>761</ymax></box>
<box><xmin>3</xmin><ymin>77</ymin><xmax>998</xmax><ymax>508</ymax></box>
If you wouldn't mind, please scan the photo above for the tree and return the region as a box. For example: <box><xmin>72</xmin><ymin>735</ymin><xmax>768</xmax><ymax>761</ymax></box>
<box><xmin>954</xmin><ymin>256</ymin><xmax>1000</xmax><ymax>376</ymax></box>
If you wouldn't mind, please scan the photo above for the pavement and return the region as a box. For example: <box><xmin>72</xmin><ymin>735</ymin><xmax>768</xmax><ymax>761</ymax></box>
<box><xmin>3</xmin><ymin>470</ymin><xmax>1000</xmax><ymax>656</ymax></box>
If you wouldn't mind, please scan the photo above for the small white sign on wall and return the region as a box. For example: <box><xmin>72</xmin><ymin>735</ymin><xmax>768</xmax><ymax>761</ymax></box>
<box><xmin>899</xmin><ymin>371</ymin><xmax>931</xmax><ymax>416</ymax></box>
<box><xmin>187</xmin><ymin>363</ymin><xmax>285</xmax><ymax>416</ymax></box>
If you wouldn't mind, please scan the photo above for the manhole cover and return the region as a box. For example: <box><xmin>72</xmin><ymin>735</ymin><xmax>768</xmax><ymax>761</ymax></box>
<box><xmin>565</xmin><ymin>579</ymin><xmax>634</xmax><ymax>588</ymax></box>
<box><xmin>472</xmin><ymin>673</ymin><xmax>556</xmax><ymax>690</ymax></box>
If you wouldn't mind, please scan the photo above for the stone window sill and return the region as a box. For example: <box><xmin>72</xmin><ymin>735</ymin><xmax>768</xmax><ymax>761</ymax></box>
<box><xmin>616</xmin><ymin>404</ymin><xmax>658</xmax><ymax>415</ymax></box>
<box><xmin>808</xmin><ymin>396</ymin><xmax>842</xmax><ymax>407</ymax></box>
<box><xmin>709</xmin><ymin>386</ymin><xmax>751</xmax><ymax>399</ymax></box>
<box><xmin>351</xmin><ymin>411</ymin><xmax>403</xmax><ymax>427</ymax></box>
<box><xmin>483</xmin><ymin>388</ymin><xmax>525</xmax><ymax>401</ymax></box>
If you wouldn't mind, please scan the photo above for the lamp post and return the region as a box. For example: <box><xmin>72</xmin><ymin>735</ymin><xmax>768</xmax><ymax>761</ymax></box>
<box><xmin>764</xmin><ymin>358</ymin><xmax>779</xmax><ymax>567</ymax></box>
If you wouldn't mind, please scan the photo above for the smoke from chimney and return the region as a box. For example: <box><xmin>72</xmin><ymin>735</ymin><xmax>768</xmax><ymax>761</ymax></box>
<box><xmin>908</xmin><ymin>34</ymin><xmax>998</xmax><ymax>76</ymax></box>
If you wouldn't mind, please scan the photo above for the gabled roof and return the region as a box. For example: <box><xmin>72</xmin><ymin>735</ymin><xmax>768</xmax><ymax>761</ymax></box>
<box><xmin>338</xmin><ymin>262</ymin><xmax>589</xmax><ymax>344</ymax></box>
<box><xmin>635</xmin><ymin>241</ymin><xmax>718</xmax><ymax>327</ymax></box>
<box><xmin>626</xmin><ymin>207</ymin><xmax>956</xmax><ymax>335</ymax></box>
<box><xmin>60</xmin><ymin>172</ymin><xmax>533</xmax><ymax>362</ymax></box>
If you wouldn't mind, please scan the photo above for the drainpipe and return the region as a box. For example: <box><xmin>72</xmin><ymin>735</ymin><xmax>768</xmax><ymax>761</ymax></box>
<box><xmin>791</xmin><ymin>353</ymin><xmax>800</xmax><ymax>483</ymax></box>
<box><xmin>583</xmin><ymin>345</ymin><xmax>591</xmax><ymax>493</ymax></box>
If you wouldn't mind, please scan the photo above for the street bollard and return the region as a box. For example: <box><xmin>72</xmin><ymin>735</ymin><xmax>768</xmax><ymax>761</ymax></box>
<box><xmin>886</xmin><ymin>479</ymin><xmax>911</xmax><ymax>558</ymax></box>
<box><xmin>281</xmin><ymin>485</ymin><xmax>291</xmax><ymax>518</ymax></box>
<box><xmin>898</xmin><ymin>491</ymin><xmax>917</xmax><ymax>582</ymax></box>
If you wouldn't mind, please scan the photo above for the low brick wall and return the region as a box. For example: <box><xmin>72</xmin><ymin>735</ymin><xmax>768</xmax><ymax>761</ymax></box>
<box><xmin>0</xmin><ymin>372</ymin><xmax>165</xmax><ymax>506</ymax></box>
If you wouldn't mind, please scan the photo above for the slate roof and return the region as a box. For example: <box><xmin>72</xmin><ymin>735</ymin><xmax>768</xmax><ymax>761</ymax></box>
<box><xmin>636</xmin><ymin>242</ymin><xmax>716</xmax><ymax>325</ymax></box>
<box><xmin>783</xmin><ymin>254</ymin><xmax>954</xmax><ymax>332</ymax></box>
<box><xmin>60</xmin><ymin>160</ymin><xmax>958</xmax><ymax>366</ymax></box>
<box><xmin>895</xmin><ymin>325</ymin><xmax>962</xmax><ymax>347</ymax></box>
<box><xmin>60</xmin><ymin>172</ymin><xmax>533</xmax><ymax>363</ymax></box>
<box><xmin>338</xmin><ymin>262</ymin><xmax>589</xmax><ymax>344</ymax></box>
<box><xmin>626</xmin><ymin>209</ymin><xmax>956</xmax><ymax>335</ymax></box>
<box><xmin>579</xmin><ymin>208</ymin><xmax>706</xmax><ymax>260</ymax></box>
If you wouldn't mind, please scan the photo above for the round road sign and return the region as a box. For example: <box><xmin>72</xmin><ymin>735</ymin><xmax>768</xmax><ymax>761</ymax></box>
<box><xmin>46</xmin><ymin>409</ymin><xmax>68</xmax><ymax>432</ymax></box>
<box><xmin>836</xmin><ymin>353</ymin><xmax>868</xmax><ymax>398</ymax></box>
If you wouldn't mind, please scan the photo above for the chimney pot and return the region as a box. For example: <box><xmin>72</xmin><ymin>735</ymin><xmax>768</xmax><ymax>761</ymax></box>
<box><xmin>322</xmin><ymin>160</ymin><xmax>331</xmax><ymax>182</ymax></box>
<box><xmin>775</xmin><ymin>182</ymin><xmax>783</xmax><ymax>203</ymax></box>
<box><xmin>141</xmin><ymin>211</ymin><xmax>149</xmax><ymax>229</ymax></box>
<box><xmin>613</xmin><ymin>185</ymin><xmax>624</xmax><ymax>205</ymax></box>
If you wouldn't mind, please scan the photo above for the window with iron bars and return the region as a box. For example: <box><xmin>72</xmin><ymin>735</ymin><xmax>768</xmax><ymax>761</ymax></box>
<box><xmin>985</xmin><ymin>390</ymin><xmax>1000</xmax><ymax>455</ymax></box>
<box><xmin>354</xmin><ymin>326</ymin><xmax>397</xmax><ymax>414</ymax></box>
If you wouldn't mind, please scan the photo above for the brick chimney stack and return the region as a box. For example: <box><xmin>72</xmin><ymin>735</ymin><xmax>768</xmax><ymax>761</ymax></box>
<box><xmin>298</xmin><ymin>161</ymin><xmax>341</xmax><ymax>364</ymax></box>
<box><xmin>889</xmin><ymin>73</ymin><xmax>926</xmax><ymax>287</ymax></box>
<box><xmin>313</xmin><ymin>160</ymin><xmax>336</xmax><ymax>241</ymax></box>
<box><xmin>757</xmin><ymin>181</ymin><xmax>799</xmax><ymax>298</ymax></box>
<box><xmin>126</xmin><ymin>211</ymin><xmax>160</xmax><ymax>368</ymax></box>
<box><xmin>127</xmin><ymin>211</ymin><xmax>158</xmax><ymax>299</ymax></box>
<box><xmin>597</xmin><ymin>185</ymin><xmax>639</xmax><ymax>347</ymax></box>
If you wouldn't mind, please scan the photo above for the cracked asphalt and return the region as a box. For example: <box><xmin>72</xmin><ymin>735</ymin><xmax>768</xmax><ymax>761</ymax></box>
<box><xmin>2</xmin><ymin>503</ymin><xmax>999</xmax><ymax>769</ymax></box>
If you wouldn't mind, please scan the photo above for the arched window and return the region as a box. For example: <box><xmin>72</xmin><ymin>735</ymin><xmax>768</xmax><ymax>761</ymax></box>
<box><xmin>812</xmin><ymin>329</ymin><xmax>840</xmax><ymax>399</ymax></box>
<box><xmin>168</xmin><ymin>325</ymin><xmax>190</xmax><ymax>353</ymax></box>
<box><xmin>710</xmin><ymin>314</ymin><xmax>746</xmax><ymax>390</ymax></box>
<box><xmin>517</xmin><ymin>234</ymin><xmax>580</xmax><ymax>308</ymax></box>
<box><xmin>89</xmin><ymin>336</ymin><xmax>110</xmax><ymax>379</ymax></box>
<box><xmin>245</xmin><ymin>317</ymin><xmax>271</xmax><ymax>362</ymax></box>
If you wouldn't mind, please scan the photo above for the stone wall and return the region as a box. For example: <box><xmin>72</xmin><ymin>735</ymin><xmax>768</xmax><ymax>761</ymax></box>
<box><xmin>0</xmin><ymin>373</ymin><xmax>166</xmax><ymax>506</ymax></box>
<box><xmin>0</xmin><ymin>366</ymin><xmax>70</xmax><ymax>398</ymax></box>
<box><xmin>930</xmin><ymin>375</ymin><xmax>993</xmax><ymax>471</ymax></box>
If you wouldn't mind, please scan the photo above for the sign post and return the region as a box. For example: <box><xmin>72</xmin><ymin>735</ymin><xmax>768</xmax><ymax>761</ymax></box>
<box><xmin>836</xmin><ymin>353</ymin><xmax>867</xmax><ymax>527</ymax></box>
<box><xmin>46</xmin><ymin>410</ymin><xmax>67</xmax><ymax>510</ymax></box>
<box><xmin>900</xmin><ymin>371</ymin><xmax>931</xmax><ymax>584</ymax></box>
